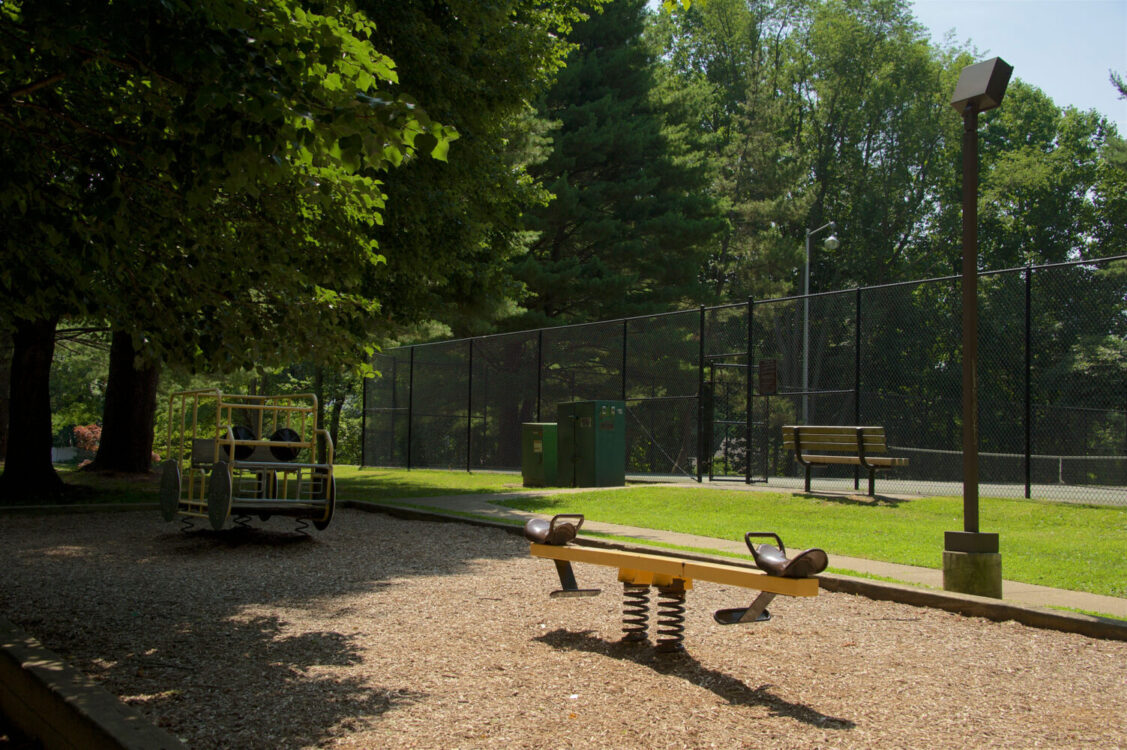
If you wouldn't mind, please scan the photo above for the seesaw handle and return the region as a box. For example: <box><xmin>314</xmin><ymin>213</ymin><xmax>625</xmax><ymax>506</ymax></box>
<box><xmin>744</xmin><ymin>532</ymin><xmax>785</xmax><ymax>556</ymax></box>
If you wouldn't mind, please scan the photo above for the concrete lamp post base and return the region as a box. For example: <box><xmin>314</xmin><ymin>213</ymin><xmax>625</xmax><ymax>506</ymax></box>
<box><xmin>943</xmin><ymin>531</ymin><xmax>1002</xmax><ymax>599</ymax></box>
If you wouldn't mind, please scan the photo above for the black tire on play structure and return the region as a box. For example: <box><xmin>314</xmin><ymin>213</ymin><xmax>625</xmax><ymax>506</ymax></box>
<box><xmin>268</xmin><ymin>427</ymin><xmax>302</xmax><ymax>461</ymax></box>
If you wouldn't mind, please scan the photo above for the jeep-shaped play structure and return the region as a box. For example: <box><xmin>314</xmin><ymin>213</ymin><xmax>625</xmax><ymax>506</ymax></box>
<box><xmin>159</xmin><ymin>389</ymin><xmax>335</xmax><ymax>531</ymax></box>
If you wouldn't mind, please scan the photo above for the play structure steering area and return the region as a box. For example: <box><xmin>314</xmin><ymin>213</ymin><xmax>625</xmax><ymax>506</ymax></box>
<box><xmin>526</xmin><ymin>515</ymin><xmax>827</xmax><ymax>652</ymax></box>
<box><xmin>159</xmin><ymin>389</ymin><xmax>335</xmax><ymax>532</ymax></box>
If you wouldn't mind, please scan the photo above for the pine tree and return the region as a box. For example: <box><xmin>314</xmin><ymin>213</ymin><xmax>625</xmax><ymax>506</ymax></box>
<box><xmin>508</xmin><ymin>0</ymin><xmax>723</xmax><ymax>326</ymax></box>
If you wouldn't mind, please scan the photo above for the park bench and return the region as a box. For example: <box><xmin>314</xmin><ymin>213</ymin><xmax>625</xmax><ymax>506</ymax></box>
<box><xmin>526</xmin><ymin>515</ymin><xmax>826</xmax><ymax>652</ymax></box>
<box><xmin>782</xmin><ymin>425</ymin><xmax>907</xmax><ymax>497</ymax></box>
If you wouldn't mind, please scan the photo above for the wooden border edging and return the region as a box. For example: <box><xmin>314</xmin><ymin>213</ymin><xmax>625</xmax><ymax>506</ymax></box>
<box><xmin>0</xmin><ymin>617</ymin><xmax>183</xmax><ymax>749</ymax></box>
<box><xmin>816</xmin><ymin>574</ymin><xmax>1127</xmax><ymax>642</ymax></box>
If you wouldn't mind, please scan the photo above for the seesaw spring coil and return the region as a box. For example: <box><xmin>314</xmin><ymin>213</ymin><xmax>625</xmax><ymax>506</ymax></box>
<box><xmin>622</xmin><ymin>585</ymin><xmax>650</xmax><ymax>642</ymax></box>
<box><xmin>655</xmin><ymin>587</ymin><xmax>686</xmax><ymax>653</ymax></box>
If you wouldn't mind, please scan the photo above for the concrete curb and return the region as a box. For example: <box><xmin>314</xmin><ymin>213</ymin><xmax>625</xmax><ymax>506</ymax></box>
<box><xmin>0</xmin><ymin>617</ymin><xmax>182</xmax><ymax>749</ymax></box>
<box><xmin>0</xmin><ymin>503</ymin><xmax>160</xmax><ymax>516</ymax></box>
<box><xmin>346</xmin><ymin>499</ymin><xmax>1127</xmax><ymax>643</ymax></box>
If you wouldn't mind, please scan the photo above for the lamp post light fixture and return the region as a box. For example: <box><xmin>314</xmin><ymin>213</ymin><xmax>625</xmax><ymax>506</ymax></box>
<box><xmin>944</xmin><ymin>56</ymin><xmax>1012</xmax><ymax>598</ymax></box>
<box><xmin>803</xmin><ymin>221</ymin><xmax>839</xmax><ymax>424</ymax></box>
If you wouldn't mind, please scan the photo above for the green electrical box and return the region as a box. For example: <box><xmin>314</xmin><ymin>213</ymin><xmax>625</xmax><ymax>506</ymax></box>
<box><xmin>556</xmin><ymin>400</ymin><xmax>626</xmax><ymax>488</ymax></box>
<box><xmin>521</xmin><ymin>423</ymin><xmax>558</xmax><ymax>487</ymax></box>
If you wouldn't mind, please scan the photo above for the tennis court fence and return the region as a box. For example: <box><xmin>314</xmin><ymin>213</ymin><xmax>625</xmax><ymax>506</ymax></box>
<box><xmin>363</xmin><ymin>256</ymin><xmax>1127</xmax><ymax>505</ymax></box>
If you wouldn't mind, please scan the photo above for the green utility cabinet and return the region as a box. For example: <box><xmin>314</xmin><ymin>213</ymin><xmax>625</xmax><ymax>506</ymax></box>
<box><xmin>556</xmin><ymin>400</ymin><xmax>626</xmax><ymax>487</ymax></box>
<box><xmin>521</xmin><ymin>423</ymin><xmax>558</xmax><ymax>487</ymax></box>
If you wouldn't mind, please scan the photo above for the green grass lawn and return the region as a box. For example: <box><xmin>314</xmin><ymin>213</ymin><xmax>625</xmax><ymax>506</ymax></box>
<box><xmin>496</xmin><ymin>486</ymin><xmax>1127</xmax><ymax>599</ymax></box>
<box><xmin>333</xmin><ymin>466</ymin><xmax>523</xmax><ymax>500</ymax></box>
<box><xmin>24</xmin><ymin>465</ymin><xmax>518</xmax><ymax>506</ymax></box>
<box><xmin>47</xmin><ymin>465</ymin><xmax>162</xmax><ymax>504</ymax></box>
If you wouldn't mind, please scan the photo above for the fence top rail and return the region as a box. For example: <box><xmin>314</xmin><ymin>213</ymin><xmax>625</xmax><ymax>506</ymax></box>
<box><xmin>384</xmin><ymin>254</ymin><xmax>1127</xmax><ymax>354</ymax></box>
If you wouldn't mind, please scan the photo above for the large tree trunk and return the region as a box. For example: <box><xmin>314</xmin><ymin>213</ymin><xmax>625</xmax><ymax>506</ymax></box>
<box><xmin>0</xmin><ymin>317</ymin><xmax>65</xmax><ymax>503</ymax></box>
<box><xmin>88</xmin><ymin>331</ymin><xmax>160</xmax><ymax>473</ymax></box>
<box><xmin>0</xmin><ymin>328</ymin><xmax>11</xmax><ymax>460</ymax></box>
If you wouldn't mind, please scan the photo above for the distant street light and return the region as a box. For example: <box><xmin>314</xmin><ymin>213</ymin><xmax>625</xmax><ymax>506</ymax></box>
<box><xmin>803</xmin><ymin>222</ymin><xmax>839</xmax><ymax>424</ymax></box>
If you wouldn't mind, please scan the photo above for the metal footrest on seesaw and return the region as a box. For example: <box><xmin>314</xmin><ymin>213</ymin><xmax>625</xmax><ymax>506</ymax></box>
<box><xmin>713</xmin><ymin>592</ymin><xmax>775</xmax><ymax>625</ymax></box>
<box><xmin>548</xmin><ymin>560</ymin><xmax>601</xmax><ymax>598</ymax></box>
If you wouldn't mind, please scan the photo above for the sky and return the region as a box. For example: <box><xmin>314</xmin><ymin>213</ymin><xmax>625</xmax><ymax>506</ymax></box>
<box><xmin>909</xmin><ymin>0</ymin><xmax>1127</xmax><ymax>135</ymax></box>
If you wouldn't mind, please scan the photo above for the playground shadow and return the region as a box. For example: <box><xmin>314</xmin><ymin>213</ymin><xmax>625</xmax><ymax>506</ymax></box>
<box><xmin>1</xmin><ymin>509</ymin><xmax>526</xmax><ymax>747</ymax></box>
<box><xmin>95</xmin><ymin>613</ymin><xmax>422</xmax><ymax>747</ymax></box>
<box><xmin>159</xmin><ymin>524</ymin><xmax>317</xmax><ymax>551</ymax></box>
<box><xmin>534</xmin><ymin>629</ymin><xmax>855</xmax><ymax>730</ymax></box>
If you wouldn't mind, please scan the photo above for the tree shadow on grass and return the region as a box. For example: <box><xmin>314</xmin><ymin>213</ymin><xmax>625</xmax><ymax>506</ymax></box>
<box><xmin>535</xmin><ymin>629</ymin><xmax>854</xmax><ymax>730</ymax></box>
<box><xmin>491</xmin><ymin>495</ymin><xmax>571</xmax><ymax>513</ymax></box>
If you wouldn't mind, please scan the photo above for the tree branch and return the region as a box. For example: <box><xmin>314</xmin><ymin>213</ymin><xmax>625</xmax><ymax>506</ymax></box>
<box><xmin>12</xmin><ymin>99</ymin><xmax>137</xmax><ymax>147</ymax></box>
<box><xmin>4</xmin><ymin>72</ymin><xmax>69</xmax><ymax>101</ymax></box>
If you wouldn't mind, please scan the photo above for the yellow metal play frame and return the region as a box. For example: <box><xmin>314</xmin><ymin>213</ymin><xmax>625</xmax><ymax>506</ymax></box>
<box><xmin>159</xmin><ymin>389</ymin><xmax>335</xmax><ymax>531</ymax></box>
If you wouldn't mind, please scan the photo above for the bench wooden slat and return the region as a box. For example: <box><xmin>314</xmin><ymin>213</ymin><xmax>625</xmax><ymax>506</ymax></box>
<box><xmin>784</xmin><ymin>439</ymin><xmax>891</xmax><ymax>454</ymax></box>
<box><xmin>797</xmin><ymin>454</ymin><xmax>905</xmax><ymax>467</ymax></box>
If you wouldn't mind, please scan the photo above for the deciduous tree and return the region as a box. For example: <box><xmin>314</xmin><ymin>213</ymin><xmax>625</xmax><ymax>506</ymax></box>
<box><xmin>0</xmin><ymin>0</ymin><xmax>455</xmax><ymax>499</ymax></box>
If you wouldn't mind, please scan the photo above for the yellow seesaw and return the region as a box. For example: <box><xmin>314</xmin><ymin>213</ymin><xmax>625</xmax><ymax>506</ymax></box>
<box><xmin>526</xmin><ymin>515</ymin><xmax>827</xmax><ymax>652</ymax></box>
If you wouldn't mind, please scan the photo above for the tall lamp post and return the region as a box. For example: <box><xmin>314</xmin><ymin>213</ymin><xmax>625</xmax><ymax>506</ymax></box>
<box><xmin>803</xmin><ymin>222</ymin><xmax>839</xmax><ymax>424</ymax></box>
<box><xmin>944</xmin><ymin>56</ymin><xmax>1012</xmax><ymax>598</ymax></box>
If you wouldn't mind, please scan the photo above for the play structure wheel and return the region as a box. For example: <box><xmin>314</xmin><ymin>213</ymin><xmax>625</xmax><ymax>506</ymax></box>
<box><xmin>223</xmin><ymin>424</ymin><xmax>256</xmax><ymax>461</ymax></box>
<box><xmin>207</xmin><ymin>461</ymin><xmax>233</xmax><ymax>531</ymax></box>
<box><xmin>159</xmin><ymin>459</ymin><xmax>181</xmax><ymax>522</ymax></box>
<box><xmin>312</xmin><ymin>475</ymin><xmax>335</xmax><ymax>531</ymax></box>
<box><xmin>268</xmin><ymin>427</ymin><xmax>302</xmax><ymax>461</ymax></box>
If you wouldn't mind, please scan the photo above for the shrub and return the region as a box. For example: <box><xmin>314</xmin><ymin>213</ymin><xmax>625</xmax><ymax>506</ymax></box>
<box><xmin>73</xmin><ymin>424</ymin><xmax>102</xmax><ymax>455</ymax></box>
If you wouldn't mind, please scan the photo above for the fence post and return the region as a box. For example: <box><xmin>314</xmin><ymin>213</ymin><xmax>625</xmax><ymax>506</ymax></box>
<box><xmin>360</xmin><ymin>364</ymin><xmax>368</xmax><ymax>469</ymax></box>
<box><xmin>697</xmin><ymin>305</ymin><xmax>705</xmax><ymax>483</ymax></box>
<box><xmin>1025</xmin><ymin>265</ymin><xmax>1032</xmax><ymax>498</ymax></box>
<box><xmin>390</xmin><ymin>356</ymin><xmax>398</xmax><ymax>466</ymax></box>
<box><xmin>854</xmin><ymin>287</ymin><xmax>862</xmax><ymax>491</ymax></box>
<box><xmin>621</xmin><ymin>319</ymin><xmax>628</xmax><ymax>401</ymax></box>
<box><xmin>746</xmin><ymin>296</ymin><xmax>754</xmax><ymax>484</ymax></box>
<box><xmin>536</xmin><ymin>329</ymin><xmax>543</xmax><ymax>422</ymax></box>
<box><xmin>407</xmin><ymin>347</ymin><xmax>414</xmax><ymax>471</ymax></box>
<box><xmin>467</xmin><ymin>338</ymin><xmax>473</xmax><ymax>473</ymax></box>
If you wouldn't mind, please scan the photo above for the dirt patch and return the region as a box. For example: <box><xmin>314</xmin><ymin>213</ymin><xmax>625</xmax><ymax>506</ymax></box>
<box><xmin>1</xmin><ymin>510</ymin><xmax>1124</xmax><ymax>748</ymax></box>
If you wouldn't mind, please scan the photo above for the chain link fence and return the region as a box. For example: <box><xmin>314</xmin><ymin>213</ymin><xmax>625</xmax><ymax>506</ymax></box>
<box><xmin>364</xmin><ymin>256</ymin><xmax>1126</xmax><ymax>505</ymax></box>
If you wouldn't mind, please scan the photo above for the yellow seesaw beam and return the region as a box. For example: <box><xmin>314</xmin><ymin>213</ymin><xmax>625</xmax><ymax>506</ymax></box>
<box><xmin>529</xmin><ymin>543</ymin><xmax>819</xmax><ymax>597</ymax></box>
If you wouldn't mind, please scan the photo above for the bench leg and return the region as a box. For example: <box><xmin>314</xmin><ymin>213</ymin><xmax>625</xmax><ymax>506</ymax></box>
<box><xmin>804</xmin><ymin>465</ymin><xmax>811</xmax><ymax>493</ymax></box>
<box><xmin>868</xmin><ymin>468</ymin><xmax>875</xmax><ymax>497</ymax></box>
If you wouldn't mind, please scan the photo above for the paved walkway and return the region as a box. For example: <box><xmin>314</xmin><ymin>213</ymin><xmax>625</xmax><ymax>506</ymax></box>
<box><xmin>376</xmin><ymin>484</ymin><xmax>1127</xmax><ymax>621</ymax></box>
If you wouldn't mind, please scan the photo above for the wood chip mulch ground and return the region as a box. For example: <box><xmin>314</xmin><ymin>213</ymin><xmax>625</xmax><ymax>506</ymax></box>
<box><xmin>0</xmin><ymin>508</ymin><xmax>1124</xmax><ymax>749</ymax></box>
